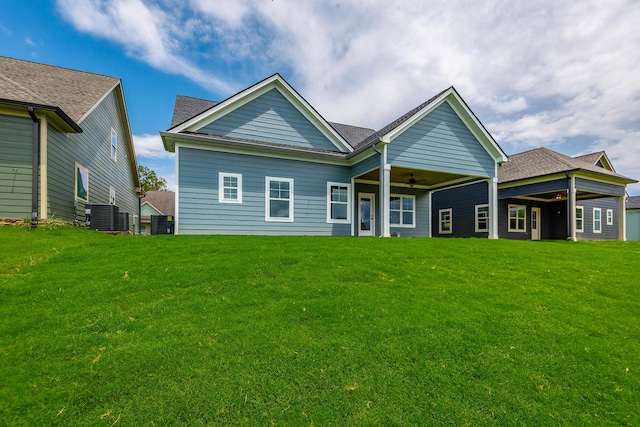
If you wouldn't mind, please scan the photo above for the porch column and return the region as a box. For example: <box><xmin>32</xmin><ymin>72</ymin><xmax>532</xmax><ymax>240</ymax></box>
<box><xmin>619</xmin><ymin>195</ymin><xmax>626</xmax><ymax>241</ymax></box>
<box><xmin>488</xmin><ymin>177</ymin><xmax>498</xmax><ymax>239</ymax></box>
<box><xmin>378</xmin><ymin>139</ymin><xmax>391</xmax><ymax>237</ymax></box>
<box><xmin>39</xmin><ymin>115</ymin><xmax>48</xmax><ymax>220</ymax></box>
<box><xmin>427</xmin><ymin>191</ymin><xmax>432</xmax><ymax>238</ymax></box>
<box><xmin>568</xmin><ymin>174</ymin><xmax>576</xmax><ymax>241</ymax></box>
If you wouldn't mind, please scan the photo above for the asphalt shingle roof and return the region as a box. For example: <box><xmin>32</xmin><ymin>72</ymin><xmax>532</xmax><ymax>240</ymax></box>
<box><xmin>140</xmin><ymin>191</ymin><xmax>175</xmax><ymax>215</ymax></box>
<box><xmin>627</xmin><ymin>196</ymin><xmax>640</xmax><ymax>209</ymax></box>
<box><xmin>170</xmin><ymin>95</ymin><xmax>218</xmax><ymax>129</ymax></box>
<box><xmin>0</xmin><ymin>56</ymin><xmax>119</xmax><ymax>124</ymax></box>
<box><xmin>498</xmin><ymin>147</ymin><xmax>635</xmax><ymax>183</ymax></box>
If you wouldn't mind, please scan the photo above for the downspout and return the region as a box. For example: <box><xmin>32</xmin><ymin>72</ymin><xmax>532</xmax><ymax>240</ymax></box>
<box><xmin>28</xmin><ymin>107</ymin><xmax>40</xmax><ymax>228</ymax></box>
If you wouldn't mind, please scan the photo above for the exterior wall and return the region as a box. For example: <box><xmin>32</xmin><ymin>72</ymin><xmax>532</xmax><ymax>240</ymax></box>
<box><xmin>177</xmin><ymin>146</ymin><xmax>353</xmax><ymax>235</ymax></box>
<box><xmin>497</xmin><ymin>198</ymin><xmax>564</xmax><ymax>240</ymax></box>
<box><xmin>576</xmin><ymin>197</ymin><xmax>619</xmax><ymax>240</ymax></box>
<box><xmin>47</xmin><ymin>91</ymin><xmax>139</xmax><ymax>230</ymax></box>
<box><xmin>499</xmin><ymin>178</ymin><xmax>567</xmax><ymax>199</ymax></box>
<box><xmin>627</xmin><ymin>209</ymin><xmax>640</xmax><ymax>241</ymax></box>
<box><xmin>0</xmin><ymin>113</ymin><xmax>32</xmax><ymax>218</ymax></box>
<box><xmin>575</xmin><ymin>177</ymin><xmax>625</xmax><ymax>196</ymax></box>
<box><xmin>199</xmin><ymin>88</ymin><xmax>339</xmax><ymax>152</ymax></box>
<box><xmin>387</xmin><ymin>102</ymin><xmax>495</xmax><ymax>177</ymax></box>
<box><xmin>351</xmin><ymin>153</ymin><xmax>379</xmax><ymax>178</ymax></box>
<box><xmin>431</xmin><ymin>181</ymin><xmax>489</xmax><ymax>238</ymax></box>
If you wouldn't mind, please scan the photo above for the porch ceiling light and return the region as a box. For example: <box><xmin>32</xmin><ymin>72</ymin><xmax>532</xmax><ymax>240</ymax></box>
<box><xmin>555</xmin><ymin>193</ymin><xmax>562</xmax><ymax>200</ymax></box>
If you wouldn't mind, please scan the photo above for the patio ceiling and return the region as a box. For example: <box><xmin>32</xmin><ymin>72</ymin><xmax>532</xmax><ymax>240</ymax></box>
<box><xmin>355</xmin><ymin>166</ymin><xmax>484</xmax><ymax>189</ymax></box>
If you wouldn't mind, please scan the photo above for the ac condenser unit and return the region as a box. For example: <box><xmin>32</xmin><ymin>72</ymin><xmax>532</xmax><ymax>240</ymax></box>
<box><xmin>85</xmin><ymin>204</ymin><xmax>119</xmax><ymax>231</ymax></box>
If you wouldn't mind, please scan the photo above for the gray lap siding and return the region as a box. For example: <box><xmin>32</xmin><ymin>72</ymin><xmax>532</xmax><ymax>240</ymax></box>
<box><xmin>0</xmin><ymin>114</ymin><xmax>32</xmax><ymax>218</ymax></box>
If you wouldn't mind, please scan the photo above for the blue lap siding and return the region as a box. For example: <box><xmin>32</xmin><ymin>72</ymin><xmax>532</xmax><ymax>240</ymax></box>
<box><xmin>431</xmin><ymin>181</ymin><xmax>489</xmax><ymax>237</ymax></box>
<box><xmin>177</xmin><ymin>146</ymin><xmax>352</xmax><ymax>235</ymax></box>
<box><xmin>200</xmin><ymin>88</ymin><xmax>339</xmax><ymax>152</ymax></box>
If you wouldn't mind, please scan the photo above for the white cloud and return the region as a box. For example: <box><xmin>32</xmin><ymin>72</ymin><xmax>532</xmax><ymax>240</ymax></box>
<box><xmin>57</xmin><ymin>0</ymin><xmax>640</xmax><ymax>193</ymax></box>
<box><xmin>133</xmin><ymin>133</ymin><xmax>174</xmax><ymax>159</ymax></box>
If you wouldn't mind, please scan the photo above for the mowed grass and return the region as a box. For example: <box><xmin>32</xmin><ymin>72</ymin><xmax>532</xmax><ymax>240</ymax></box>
<box><xmin>1</xmin><ymin>226</ymin><xmax>639</xmax><ymax>426</ymax></box>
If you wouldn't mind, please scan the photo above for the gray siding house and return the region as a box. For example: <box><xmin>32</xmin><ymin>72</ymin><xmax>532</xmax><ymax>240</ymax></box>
<box><xmin>497</xmin><ymin>148</ymin><xmax>636</xmax><ymax>241</ymax></box>
<box><xmin>161</xmin><ymin>74</ymin><xmax>508</xmax><ymax>236</ymax></box>
<box><xmin>626</xmin><ymin>196</ymin><xmax>640</xmax><ymax>241</ymax></box>
<box><xmin>0</xmin><ymin>56</ymin><xmax>142</xmax><ymax>229</ymax></box>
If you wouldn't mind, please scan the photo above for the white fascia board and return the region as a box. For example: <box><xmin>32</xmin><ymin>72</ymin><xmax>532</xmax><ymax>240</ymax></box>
<box><xmin>169</xmin><ymin>74</ymin><xmax>353</xmax><ymax>154</ymax></box>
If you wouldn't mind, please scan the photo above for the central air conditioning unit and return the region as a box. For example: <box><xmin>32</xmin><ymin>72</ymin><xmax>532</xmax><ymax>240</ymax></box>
<box><xmin>117</xmin><ymin>211</ymin><xmax>129</xmax><ymax>232</ymax></box>
<box><xmin>151</xmin><ymin>215</ymin><xmax>175</xmax><ymax>234</ymax></box>
<box><xmin>85</xmin><ymin>204</ymin><xmax>119</xmax><ymax>231</ymax></box>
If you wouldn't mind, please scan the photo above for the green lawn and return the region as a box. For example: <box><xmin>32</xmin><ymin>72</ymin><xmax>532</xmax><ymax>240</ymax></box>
<box><xmin>1</xmin><ymin>225</ymin><xmax>639</xmax><ymax>425</ymax></box>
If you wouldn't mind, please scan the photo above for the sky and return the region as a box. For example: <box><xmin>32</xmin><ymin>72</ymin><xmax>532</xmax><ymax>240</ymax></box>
<box><xmin>1</xmin><ymin>0</ymin><xmax>639</xmax><ymax>195</ymax></box>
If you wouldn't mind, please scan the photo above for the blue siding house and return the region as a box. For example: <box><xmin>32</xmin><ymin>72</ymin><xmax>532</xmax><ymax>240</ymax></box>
<box><xmin>626</xmin><ymin>196</ymin><xmax>640</xmax><ymax>241</ymax></box>
<box><xmin>161</xmin><ymin>74</ymin><xmax>508</xmax><ymax>236</ymax></box>
<box><xmin>0</xmin><ymin>56</ymin><xmax>143</xmax><ymax>230</ymax></box>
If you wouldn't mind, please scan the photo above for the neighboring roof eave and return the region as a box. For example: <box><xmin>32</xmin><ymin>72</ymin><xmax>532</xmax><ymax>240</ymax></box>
<box><xmin>0</xmin><ymin>98</ymin><xmax>82</xmax><ymax>133</ymax></box>
<box><xmin>167</xmin><ymin>73</ymin><xmax>353</xmax><ymax>153</ymax></box>
<box><xmin>500</xmin><ymin>167</ymin><xmax>637</xmax><ymax>186</ymax></box>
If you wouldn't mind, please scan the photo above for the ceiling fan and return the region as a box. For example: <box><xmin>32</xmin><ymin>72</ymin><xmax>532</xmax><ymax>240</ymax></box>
<box><xmin>406</xmin><ymin>174</ymin><xmax>426</xmax><ymax>187</ymax></box>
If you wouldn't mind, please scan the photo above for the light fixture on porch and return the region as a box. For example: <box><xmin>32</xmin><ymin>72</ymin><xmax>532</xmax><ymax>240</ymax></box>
<box><xmin>555</xmin><ymin>193</ymin><xmax>562</xmax><ymax>200</ymax></box>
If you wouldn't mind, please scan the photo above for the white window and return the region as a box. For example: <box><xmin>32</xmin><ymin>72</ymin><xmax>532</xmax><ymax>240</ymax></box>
<box><xmin>475</xmin><ymin>204</ymin><xmax>489</xmax><ymax>232</ymax></box>
<box><xmin>593</xmin><ymin>208</ymin><xmax>601</xmax><ymax>233</ymax></box>
<box><xmin>75</xmin><ymin>162</ymin><xmax>89</xmax><ymax>202</ymax></box>
<box><xmin>219</xmin><ymin>173</ymin><xmax>242</xmax><ymax>203</ymax></box>
<box><xmin>110</xmin><ymin>128</ymin><xmax>117</xmax><ymax>161</ymax></box>
<box><xmin>109</xmin><ymin>186</ymin><xmax>116</xmax><ymax>205</ymax></box>
<box><xmin>508</xmin><ymin>204</ymin><xmax>526</xmax><ymax>232</ymax></box>
<box><xmin>606</xmin><ymin>209</ymin><xmax>613</xmax><ymax>225</ymax></box>
<box><xmin>575</xmin><ymin>206</ymin><xmax>584</xmax><ymax>232</ymax></box>
<box><xmin>390</xmin><ymin>194</ymin><xmax>415</xmax><ymax>227</ymax></box>
<box><xmin>439</xmin><ymin>208</ymin><xmax>452</xmax><ymax>234</ymax></box>
<box><xmin>327</xmin><ymin>182</ymin><xmax>351</xmax><ymax>223</ymax></box>
<box><xmin>266</xmin><ymin>177</ymin><xmax>293</xmax><ymax>222</ymax></box>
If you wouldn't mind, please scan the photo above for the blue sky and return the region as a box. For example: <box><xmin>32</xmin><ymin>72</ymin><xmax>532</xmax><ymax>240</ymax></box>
<box><xmin>1</xmin><ymin>0</ymin><xmax>639</xmax><ymax>195</ymax></box>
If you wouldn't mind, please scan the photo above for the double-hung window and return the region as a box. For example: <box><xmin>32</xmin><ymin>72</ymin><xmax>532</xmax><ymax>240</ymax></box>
<box><xmin>439</xmin><ymin>208</ymin><xmax>452</xmax><ymax>234</ymax></box>
<box><xmin>75</xmin><ymin>162</ymin><xmax>89</xmax><ymax>202</ymax></box>
<box><xmin>266</xmin><ymin>177</ymin><xmax>293</xmax><ymax>222</ymax></box>
<box><xmin>390</xmin><ymin>194</ymin><xmax>415</xmax><ymax>227</ymax></box>
<box><xmin>110</xmin><ymin>128</ymin><xmax>117</xmax><ymax>161</ymax></box>
<box><xmin>327</xmin><ymin>182</ymin><xmax>350</xmax><ymax>223</ymax></box>
<box><xmin>508</xmin><ymin>204</ymin><xmax>526</xmax><ymax>232</ymax></box>
<box><xmin>575</xmin><ymin>206</ymin><xmax>584</xmax><ymax>232</ymax></box>
<box><xmin>606</xmin><ymin>209</ymin><xmax>613</xmax><ymax>225</ymax></box>
<box><xmin>593</xmin><ymin>208</ymin><xmax>601</xmax><ymax>233</ymax></box>
<box><xmin>219</xmin><ymin>173</ymin><xmax>242</xmax><ymax>203</ymax></box>
<box><xmin>475</xmin><ymin>204</ymin><xmax>489</xmax><ymax>232</ymax></box>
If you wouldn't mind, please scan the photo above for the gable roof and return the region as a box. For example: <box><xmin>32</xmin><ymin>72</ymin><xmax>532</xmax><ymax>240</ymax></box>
<box><xmin>166</xmin><ymin>73</ymin><xmax>353</xmax><ymax>153</ymax></box>
<box><xmin>573</xmin><ymin>151</ymin><xmax>615</xmax><ymax>172</ymax></box>
<box><xmin>498</xmin><ymin>147</ymin><xmax>636</xmax><ymax>184</ymax></box>
<box><xmin>0</xmin><ymin>56</ymin><xmax>120</xmax><ymax>132</ymax></box>
<box><xmin>140</xmin><ymin>191</ymin><xmax>175</xmax><ymax>216</ymax></box>
<box><xmin>627</xmin><ymin>196</ymin><xmax>640</xmax><ymax>209</ymax></box>
<box><xmin>352</xmin><ymin>86</ymin><xmax>508</xmax><ymax>162</ymax></box>
<box><xmin>170</xmin><ymin>95</ymin><xmax>218</xmax><ymax>129</ymax></box>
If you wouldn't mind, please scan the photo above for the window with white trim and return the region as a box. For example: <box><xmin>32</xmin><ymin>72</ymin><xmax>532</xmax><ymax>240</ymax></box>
<box><xmin>109</xmin><ymin>186</ymin><xmax>116</xmax><ymax>205</ymax></box>
<box><xmin>75</xmin><ymin>162</ymin><xmax>89</xmax><ymax>202</ymax></box>
<box><xmin>475</xmin><ymin>204</ymin><xmax>489</xmax><ymax>232</ymax></box>
<box><xmin>606</xmin><ymin>209</ymin><xmax>613</xmax><ymax>225</ymax></box>
<box><xmin>110</xmin><ymin>128</ymin><xmax>117</xmax><ymax>161</ymax></box>
<box><xmin>219</xmin><ymin>173</ymin><xmax>242</xmax><ymax>203</ymax></box>
<box><xmin>390</xmin><ymin>194</ymin><xmax>415</xmax><ymax>227</ymax></box>
<box><xmin>266</xmin><ymin>177</ymin><xmax>293</xmax><ymax>222</ymax></box>
<box><xmin>508</xmin><ymin>204</ymin><xmax>526</xmax><ymax>232</ymax></box>
<box><xmin>439</xmin><ymin>208</ymin><xmax>452</xmax><ymax>234</ymax></box>
<box><xmin>327</xmin><ymin>182</ymin><xmax>351</xmax><ymax>223</ymax></box>
<box><xmin>575</xmin><ymin>206</ymin><xmax>584</xmax><ymax>232</ymax></box>
<box><xmin>593</xmin><ymin>208</ymin><xmax>601</xmax><ymax>233</ymax></box>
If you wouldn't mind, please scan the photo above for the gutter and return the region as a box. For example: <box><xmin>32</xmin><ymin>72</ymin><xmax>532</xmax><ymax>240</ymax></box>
<box><xmin>27</xmin><ymin>107</ymin><xmax>39</xmax><ymax>228</ymax></box>
<box><xmin>1</xmin><ymin>98</ymin><xmax>83</xmax><ymax>133</ymax></box>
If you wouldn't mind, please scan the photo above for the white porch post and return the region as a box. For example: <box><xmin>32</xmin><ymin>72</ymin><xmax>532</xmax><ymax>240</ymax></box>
<box><xmin>427</xmin><ymin>191</ymin><xmax>432</xmax><ymax>238</ymax></box>
<box><xmin>488</xmin><ymin>177</ymin><xmax>498</xmax><ymax>239</ymax></box>
<box><xmin>379</xmin><ymin>139</ymin><xmax>391</xmax><ymax>237</ymax></box>
<box><xmin>569</xmin><ymin>174</ymin><xmax>577</xmax><ymax>241</ymax></box>
<box><xmin>619</xmin><ymin>195</ymin><xmax>626</xmax><ymax>241</ymax></box>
